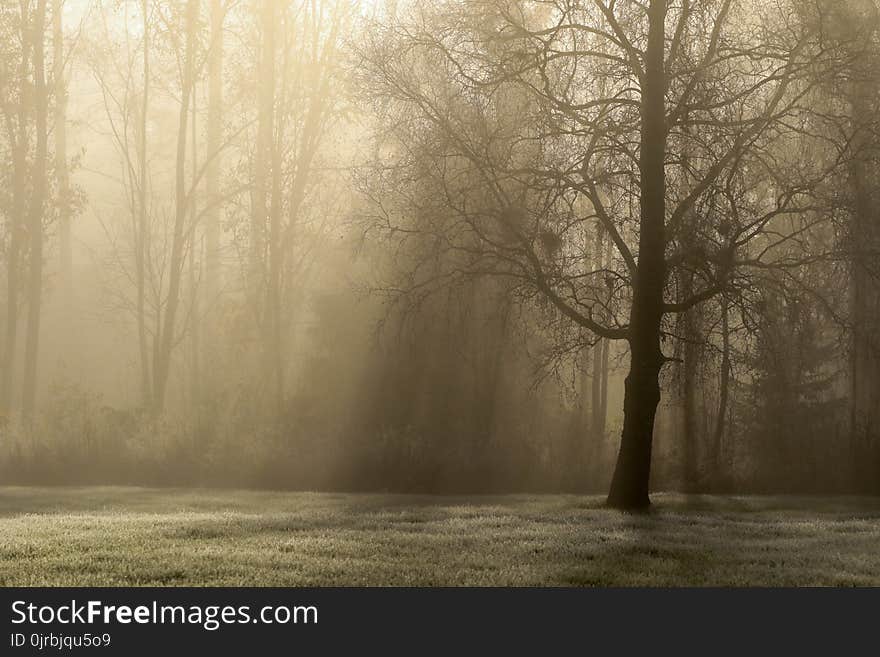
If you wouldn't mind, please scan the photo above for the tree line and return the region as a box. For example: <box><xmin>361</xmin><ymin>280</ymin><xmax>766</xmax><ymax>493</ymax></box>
<box><xmin>1</xmin><ymin>0</ymin><xmax>879</xmax><ymax>509</ymax></box>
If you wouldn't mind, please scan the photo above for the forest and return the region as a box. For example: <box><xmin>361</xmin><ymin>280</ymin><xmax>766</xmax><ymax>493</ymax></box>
<box><xmin>1</xmin><ymin>0</ymin><xmax>879</xmax><ymax>513</ymax></box>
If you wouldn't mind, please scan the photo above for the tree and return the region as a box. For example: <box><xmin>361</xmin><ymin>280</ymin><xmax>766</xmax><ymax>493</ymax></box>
<box><xmin>53</xmin><ymin>0</ymin><xmax>71</xmax><ymax>299</ymax></box>
<box><xmin>88</xmin><ymin>0</ymin><xmax>225</xmax><ymax>415</ymax></box>
<box><xmin>202</xmin><ymin>0</ymin><xmax>225</xmax><ymax>396</ymax></box>
<box><xmin>358</xmin><ymin>0</ymin><xmax>842</xmax><ymax>508</ymax></box>
<box><xmin>246</xmin><ymin>0</ymin><xmax>349</xmax><ymax>414</ymax></box>
<box><xmin>21</xmin><ymin>0</ymin><xmax>49</xmax><ymax>422</ymax></box>
<box><xmin>150</xmin><ymin>0</ymin><xmax>200</xmax><ymax>412</ymax></box>
<box><xmin>86</xmin><ymin>0</ymin><xmax>155</xmax><ymax>410</ymax></box>
<box><xmin>836</xmin><ymin>1</ymin><xmax>880</xmax><ymax>486</ymax></box>
<box><xmin>0</xmin><ymin>0</ymin><xmax>32</xmax><ymax>416</ymax></box>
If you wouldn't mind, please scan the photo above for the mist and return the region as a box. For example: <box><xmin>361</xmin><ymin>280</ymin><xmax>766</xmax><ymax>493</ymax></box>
<box><xmin>0</xmin><ymin>0</ymin><xmax>878</xmax><ymax>508</ymax></box>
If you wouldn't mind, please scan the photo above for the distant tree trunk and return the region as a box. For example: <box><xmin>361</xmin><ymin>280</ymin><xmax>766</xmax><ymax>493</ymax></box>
<box><xmin>713</xmin><ymin>295</ymin><xmax>731</xmax><ymax>479</ymax></box>
<box><xmin>205</xmin><ymin>0</ymin><xmax>223</xmax><ymax>299</ymax></box>
<box><xmin>479</xmin><ymin>290</ymin><xmax>512</xmax><ymax>442</ymax></box>
<box><xmin>591</xmin><ymin>228</ymin><xmax>606</xmax><ymax>439</ymax></box>
<box><xmin>848</xmin><ymin>84</ymin><xmax>880</xmax><ymax>487</ymax></box>
<box><xmin>578</xmin><ymin>342</ymin><xmax>593</xmax><ymax>453</ymax></box>
<box><xmin>261</xmin><ymin>2</ymin><xmax>339</xmax><ymax>414</ymax></box>
<box><xmin>152</xmin><ymin>0</ymin><xmax>198</xmax><ymax>413</ymax></box>
<box><xmin>203</xmin><ymin>0</ymin><xmax>223</xmax><ymax>392</ymax></box>
<box><xmin>265</xmin><ymin>121</ymin><xmax>284</xmax><ymax>412</ymax></box>
<box><xmin>599</xmin><ymin>333</ymin><xmax>610</xmax><ymax>429</ymax></box>
<box><xmin>251</xmin><ymin>0</ymin><xmax>276</xmax><ymax>311</ymax></box>
<box><xmin>22</xmin><ymin>0</ymin><xmax>50</xmax><ymax>422</ymax></box>
<box><xmin>607</xmin><ymin>0</ymin><xmax>667</xmax><ymax>510</ymax></box>
<box><xmin>598</xmin><ymin>235</ymin><xmax>612</xmax><ymax>432</ymax></box>
<box><xmin>136</xmin><ymin>0</ymin><xmax>152</xmax><ymax>410</ymax></box>
<box><xmin>680</xmin><ymin>271</ymin><xmax>700</xmax><ymax>491</ymax></box>
<box><xmin>251</xmin><ymin>0</ymin><xmax>279</xmax><ymax>414</ymax></box>
<box><xmin>591</xmin><ymin>345</ymin><xmax>609</xmax><ymax>440</ymax></box>
<box><xmin>188</xmin><ymin>87</ymin><xmax>201</xmax><ymax>411</ymax></box>
<box><xmin>53</xmin><ymin>0</ymin><xmax>71</xmax><ymax>298</ymax></box>
<box><xmin>1</xmin><ymin>21</ymin><xmax>31</xmax><ymax>416</ymax></box>
<box><xmin>188</xmin><ymin>245</ymin><xmax>201</xmax><ymax>414</ymax></box>
<box><xmin>1</xmin><ymin>161</ymin><xmax>23</xmax><ymax>415</ymax></box>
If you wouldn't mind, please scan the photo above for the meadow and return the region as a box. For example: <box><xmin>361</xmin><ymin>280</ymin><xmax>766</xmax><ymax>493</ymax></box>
<box><xmin>1</xmin><ymin>487</ymin><xmax>879</xmax><ymax>586</ymax></box>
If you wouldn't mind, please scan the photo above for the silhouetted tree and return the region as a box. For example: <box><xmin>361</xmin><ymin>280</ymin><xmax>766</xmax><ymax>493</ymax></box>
<box><xmin>358</xmin><ymin>0</ymin><xmax>844</xmax><ymax>508</ymax></box>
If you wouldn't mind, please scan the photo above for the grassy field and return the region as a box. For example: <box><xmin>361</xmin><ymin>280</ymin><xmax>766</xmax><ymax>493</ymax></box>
<box><xmin>1</xmin><ymin>487</ymin><xmax>880</xmax><ymax>586</ymax></box>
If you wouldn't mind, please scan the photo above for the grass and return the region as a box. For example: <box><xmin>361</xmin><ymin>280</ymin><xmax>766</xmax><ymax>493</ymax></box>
<box><xmin>1</xmin><ymin>487</ymin><xmax>879</xmax><ymax>586</ymax></box>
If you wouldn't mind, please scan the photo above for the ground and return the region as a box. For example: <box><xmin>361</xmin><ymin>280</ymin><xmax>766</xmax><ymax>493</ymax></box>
<box><xmin>1</xmin><ymin>487</ymin><xmax>880</xmax><ymax>586</ymax></box>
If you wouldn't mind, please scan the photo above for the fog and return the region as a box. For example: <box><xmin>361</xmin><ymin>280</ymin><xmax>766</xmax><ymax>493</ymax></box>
<box><xmin>1</xmin><ymin>0</ymin><xmax>878</xmax><ymax>508</ymax></box>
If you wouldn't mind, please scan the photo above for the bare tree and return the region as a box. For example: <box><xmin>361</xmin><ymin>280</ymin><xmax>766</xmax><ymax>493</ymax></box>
<box><xmin>358</xmin><ymin>0</ymin><xmax>843</xmax><ymax>508</ymax></box>
<box><xmin>21</xmin><ymin>0</ymin><xmax>49</xmax><ymax>421</ymax></box>
<box><xmin>53</xmin><ymin>0</ymin><xmax>71</xmax><ymax>297</ymax></box>
<box><xmin>0</xmin><ymin>0</ymin><xmax>33</xmax><ymax>416</ymax></box>
<box><xmin>88</xmin><ymin>0</ymin><xmax>233</xmax><ymax>415</ymax></box>
<box><xmin>838</xmin><ymin>2</ymin><xmax>880</xmax><ymax>471</ymax></box>
<box><xmin>247</xmin><ymin>0</ymin><xmax>349</xmax><ymax>413</ymax></box>
<box><xmin>202</xmin><ymin>0</ymin><xmax>225</xmax><ymax>394</ymax></box>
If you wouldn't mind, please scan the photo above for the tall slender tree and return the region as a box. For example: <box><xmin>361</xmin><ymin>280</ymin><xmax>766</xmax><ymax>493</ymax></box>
<box><xmin>0</xmin><ymin>1</ymin><xmax>32</xmax><ymax>416</ymax></box>
<box><xmin>203</xmin><ymin>0</ymin><xmax>224</xmax><ymax>387</ymax></box>
<box><xmin>53</xmin><ymin>0</ymin><xmax>71</xmax><ymax>297</ymax></box>
<box><xmin>152</xmin><ymin>0</ymin><xmax>199</xmax><ymax>412</ymax></box>
<box><xmin>21</xmin><ymin>0</ymin><xmax>49</xmax><ymax>421</ymax></box>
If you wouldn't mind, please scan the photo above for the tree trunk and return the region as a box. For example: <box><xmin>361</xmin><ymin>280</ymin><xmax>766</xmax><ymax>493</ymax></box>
<box><xmin>848</xmin><ymin>86</ymin><xmax>880</xmax><ymax>488</ymax></box>
<box><xmin>479</xmin><ymin>291</ymin><xmax>511</xmax><ymax>442</ymax></box>
<box><xmin>205</xmin><ymin>0</ymin><xmax>223</xmax><ymax>304</ymax></box>
<box><xmin>22</xmin><ymin>0</ymin><xmax>50</xmax><ymax>422</ymax></box>
<box><xmin>591</xmin><ymin>228</ymin><xmax>606</xmax><ymax>439</ymax></box>
<box><xmin>607</xmin><ymin>0</ymin><xmax>667</xmax><ymax>510</ymax></box>
<box><xmin>599</xmin><ymin>332</ymin><xmax>610</xmax><ymax>430</ymax></box>
<box><xmin>188</xmin><ymin>86</ymin><xmax>201</xmax><ymax>412</ymax></box>
<box><xmin>1</xmin><ymin>164</ymin><xmax>23</xmax><ymax>416</ymax></box>
<box><xmin>680</xmin><ymin>271</ymin><xmax>700</xmax><ymax>491</ymax></box>
<box><xmin>713</xmin><ymin>295</ymin><xmax>731</xmax><ymax>479</ymax></box>
<box><xmin>136</xmin><ymin>0</ymin><xmax>151</xmax><ymax>410</ymax></box>
<box><xmin>53</xmin><ymin>0</ymin><xmax>71</xmax><ymax>297</ymax></box>
<box><xmin>152</xmin><ymin>0</ymin><xmax>198</xmax><ymax>413</ymax></box>
<box><xmin>203</xmin><ymin>0</ymin><xmax>223</xmax><ymax>400</ymax></box>
<box><xmin>265</xmin><ymin>122</ymin><xmax>284</xmax><ymax>413</ymax></box>
<box><xmin>1</xmin><ymin>26</ymin><xmax>30</xmax><ymax>416</ymax></box>
<box><xmin>251</xmin><ymin>0</ymin><xmax>276</xmax><ymax>312</ymax></box>
<box><xmin>594</xmin><ymin>228</ymin><xmax>612</xmax><ymax>443</ymax></box>
<box><xmin>578</xmin><ymin>339</ymin><xmax>596</xmax><ymax>475</ymax></box>
<box><xmin>598</xmin><ymin>234</ymin><xmax>612</xmax><ymax>432</ymax></box>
